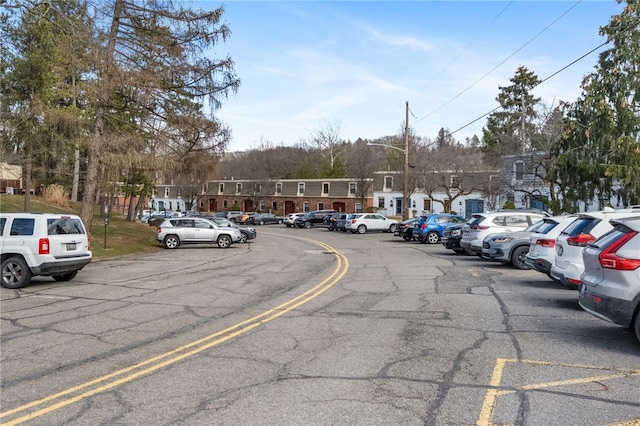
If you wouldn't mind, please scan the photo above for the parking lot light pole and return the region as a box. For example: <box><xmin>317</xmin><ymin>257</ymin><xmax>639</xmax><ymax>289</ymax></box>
<box><xmin>367</xmin><ymin>102</ymin><xmax>411</xmax><ymax>220</ymax></box>
<box><xmin>403</xmin><ymin>101</ymin><xmax>409</xmax><ymax>221</ymax></box>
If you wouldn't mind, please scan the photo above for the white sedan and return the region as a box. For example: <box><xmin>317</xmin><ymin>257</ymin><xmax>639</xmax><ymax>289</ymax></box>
<box><xmin>346</xmin><ymin>213</ymin><xmax>398</xmax><ymax>234</ymax></box>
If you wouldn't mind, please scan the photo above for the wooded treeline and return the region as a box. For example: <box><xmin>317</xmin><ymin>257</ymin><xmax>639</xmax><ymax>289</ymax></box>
<box><xmin>1</xmin><ymin>0</ymin><xmax>638</xmax><ymax>233</ymax></box>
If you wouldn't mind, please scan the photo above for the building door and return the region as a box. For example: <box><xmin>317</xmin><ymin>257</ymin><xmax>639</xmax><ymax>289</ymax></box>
<box><xmin>284</xmin><ymin>201</ymin><xmax>296</xmax><ymax>215</ymax></box>
<box><xmin>332</xmin><ymin>202</ymin><xmax>346</xmax><ymax>212</ymax></box>
<box><xmin>465</xmin><ymin>199</ymin><xmax>484</xmax><ymax>218</ymax></box>
<box><xmin>395</xmin><ymin>197</ymin><xmax>403</xmax><ymax>216</ymax></box>
<box><xmin>208</xmin><ymin>199</ymin><xmax>217</xmax><ymax>212</ymax></box>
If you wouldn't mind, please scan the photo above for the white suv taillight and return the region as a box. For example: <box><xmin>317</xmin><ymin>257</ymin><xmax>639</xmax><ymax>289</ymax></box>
<box><xmin>599</xmin><ymin>231</ymin><xmax>640</xmax><ymax>270</ymax></box>
<box><xmin>39</xmin><ymin>238</ymin><xmax>50</xmax><ymax>254</ymax></box>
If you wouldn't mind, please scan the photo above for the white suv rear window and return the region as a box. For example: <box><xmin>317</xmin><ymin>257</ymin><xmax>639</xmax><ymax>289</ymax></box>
<box><xmin>47</xmin><ymin>218</ymin><xmax>85</xmax><ymax>235</ymax></box>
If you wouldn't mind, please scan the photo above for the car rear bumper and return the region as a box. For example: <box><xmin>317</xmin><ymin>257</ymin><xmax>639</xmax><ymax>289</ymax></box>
<box><xmin>578</xmin><ymin>284</ymin><xmax>638</xmax><ymax>328</ymax></box>
<box><xmin>442</xmin><ymin>237</ymin><xmax>462</xmax><ymax>249</ymax></box>
<box><xmin>32</xmin><ymin>256</ymin><xmax>92</xmax><ymax>276</ymax></box>
<box><xmin>524</xmin><ymin>256</ymin><xmax>552</xmax><ymax>275</ymax></box>
<box><xmin>460</xmin><ymin>240</ymin><xmax>481</xmax><ymax>255</ymax></box>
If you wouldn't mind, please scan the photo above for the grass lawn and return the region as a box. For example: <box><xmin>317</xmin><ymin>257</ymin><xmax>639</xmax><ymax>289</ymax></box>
<box><xmin>0</xmin><ymin>194</ymin><xmax>161</xmax><ymax>259</ymax></box>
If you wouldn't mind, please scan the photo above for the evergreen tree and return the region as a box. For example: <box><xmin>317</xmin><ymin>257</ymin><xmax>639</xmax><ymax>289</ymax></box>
<box><xmin>481</xmin><ymin>66</ymin><xmax>541</xmax><ymax>166</ymax></box>
<box><xmin>555</xmin><ymin>0</ymin><xmax>640</xmax><ymax>207</ymax></box>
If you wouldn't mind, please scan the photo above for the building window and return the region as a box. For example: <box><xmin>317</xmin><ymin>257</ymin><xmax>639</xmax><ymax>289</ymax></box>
<box><xmin>355</xmin><ymin>203</ymin><xmax>363</xmax><ymax>213</ymax></box>
<box><xmin>450</xmin><ymin>176</ymin><xmax>460</xmax><ymax>189</ymax></box>
<box><xmin>349</xmin><ymin>182</ymin><xmax>357</xmax><ymax>195</ymax></box>
<box><xmin>254</xmin><ymin>183</ymin><xmax>262</xmax><ymax>193</ymax></box>
<box><xmin>423</xmin><ymin>199</ymin><xmax>432</xmax><ymax>212</ymax></box>
<box><xmin>515</xmin><ymin>162</ymin><xmax>524</xmax><ymax>180</ymax></box>
<box><xmin>298</xmin><ymin>183</ymin><xmax>305</xmax><ymax>195</ymax></box>
<box><xmin>322</xmin><ymin>182</ymin><xmax>330</xmax><ymax>195</ymax></box>
<box><xmin>275</xmin><ymin>183</ymin><xmax>282</xmax><ymax>194</ymax></box>
<box><xmin>260</xmin><ymin>200</ymin><xmax>266</xmax><ymax>211</ymax></box>
<box><xmin>318</xmin><ymin>202</ymin><xmax>324</xmax><ymax>210</ymax></box>
<box><xmin>272</xmin><ymin>201</ymin><xmax>278</xmax><ymax>211</ymax></box>
<box><xmin>223</xmin><ymin>200</ymin><xmax>228</xmax><ymax>209</ymax></box>
<box><xmin>303</xmin><ymin>202</ymin><xmax>310</xmax><ymax>212</ymax></box>
<box><xmin>384</xmin><ymin>176</ymin><xmax>393</xmax><ymax>191</ymax></box>
<box><xmin>378</xmin><ymin>197</ymin><xmax>385</xmax><ymax>208</ymax></box>
<box><xmin>236</xmin><ymin>183</ymin><xmax>242</xmax><ymax>194</ymax></box>
<box><xmin>164</xmin><ymin>187</ymin><xmax>170</xmax><ymax>197</ymax></box>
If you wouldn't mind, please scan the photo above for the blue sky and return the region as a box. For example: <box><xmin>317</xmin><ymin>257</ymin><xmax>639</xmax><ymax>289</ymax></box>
<box><xmin>205</xmin><ymin>1</ymin><xmax>625</xmax><ymax>152</ymax></box>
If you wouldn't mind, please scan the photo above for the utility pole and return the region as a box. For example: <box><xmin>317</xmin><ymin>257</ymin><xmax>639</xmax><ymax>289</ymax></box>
<box><xmin>403</xmin><ymin>101</ymin><xmax>409</xmax><ymax>221</ymax></box>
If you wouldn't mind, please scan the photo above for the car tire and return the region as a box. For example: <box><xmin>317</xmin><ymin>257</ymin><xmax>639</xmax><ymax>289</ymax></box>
<box><xmin>285</xmin><ymin>224</ymin><xmax>291</xmax><ymax>228</ymax></box>
<box><xmin>258</xmin><ymin>220</ymin><xmax>264</xmax><ymax>225</ymax></box>
<box><xmin>418</xmin><ymin>237</ymin><xmax>427</xmax><ymax>244</ymax></box>
<box><xmin>52</xmin><ymin>271</ymin><xmax>78</xmax><ymax>282</ymax></box>
<box><xmin>453</xmin><ymin>248</ymin><xmax>466</xmax><ymax>254</ymax></box>
<box><xmin>633</xmin><ymin>310</ymin><xmax>640</xmax><ymax>342</ymax></box>
<box><xmin>1</xmin><ymin>256</ymin><xmax>32</xmax><ymax>289</ymax></box>
<box><xmin>388</xmin><ymin>224</ymin><xmax>396</xmax><ymax>233</ymax></box>
<box><xmin>402</xmin><ymin>234</ymin><xmax>412</xmax><ymax>241</ymax></box>
<box><xmin>304</xmin><ymin>221</ymin><xmax>311</xmax><ymax>229</ymax></box>
<box><xmin>511</xmin><ymin>246</ymin><xmax>530</xmax><ymax>270</ymax></box>
<box><xmin>357</xmin><ymin>224</ymin><xmax>367</xmax><ymax>234</ymax></box>
<box><xmin>278</xmin><ymin>219</ymin><xmax>283</xmax><ymax>224</ymax></box>
<box><xmin>240</xmin><ymin>232</ymin><xmax>248</xmax><ymax>243</ymax></box>
<box><xmin>164</xmin><ymin>235</ymin><xmax>180</xmax><ymax>249</ymax></box>
<box><xmin>217</xmin><ymin>234</ymin><xmax>232</xmax><ymax>248</ymax></box>
<box><xmin>426</xmin><ymin>231</ymin><xmax>439</xmax><ymax>244</ymax></box>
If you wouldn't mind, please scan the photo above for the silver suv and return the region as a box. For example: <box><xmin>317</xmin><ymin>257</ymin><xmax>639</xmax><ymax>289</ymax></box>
<box><xmin>579</xmin><ymin>215</ymin><xmax>640</xmax><ymax>341</ymax></box>
<box><xmin>460</xmin><ymin>210</ymin><xmax>549</xmax><ymax>256</ymax></box>
<box><xmin>0</xmin><ymin>213</ymin><xmax>92</xmax><ymax>289</ymax></box>
<box><xmin>156</xmin><ymin>217</ymin><xmax>242</xmax><ymax>249</ymax></box>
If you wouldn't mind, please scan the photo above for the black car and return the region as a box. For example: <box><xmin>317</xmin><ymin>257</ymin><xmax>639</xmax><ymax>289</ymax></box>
<box><xmin>294</xmin><ymin>209</ymin><xmax>337</xmax><ymax>228</ymax></box>
<box><xmin>441</xmin><ymin>224</ymin><xmax>466</xmax><ymax>254</ymax></box>
<box><xmin>393</xmin><ymin>218</ymin><xmax>419</xmax><ymax>241</ymax></box>
<box><xmin>326</xmin><ymin>213</ymin><xmax>347</xmax><ymax>231</ymax></box>
<box><xmin>247</xmin><ymin>213</ymin><xmax>283</xmax><ymax>225</ymax></box>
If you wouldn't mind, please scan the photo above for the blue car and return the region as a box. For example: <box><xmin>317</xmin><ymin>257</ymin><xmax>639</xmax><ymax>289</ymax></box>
<box><xmin>413</xmin><ymin>213</ymin><xmax>467</xmax><ymax>244</ymax></box>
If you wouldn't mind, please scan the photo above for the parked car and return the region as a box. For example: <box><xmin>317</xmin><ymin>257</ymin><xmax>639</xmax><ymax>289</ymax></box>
<box><xmin>326</xmin><ymin>213</ymin><xmax>348</xmax><ymax>231</ymax></box>
<box><xmin>248</xmin><ymin>213</ymin><xmax>283</xmax><ymax>225</ymax></box>
<box><xmin>460</xmin><ymin>210</ymin><xmax>549</xmax><ymax>256</ymax></box>
<box><xmin>156</xmin><ymin>217</ymin><xmax>242</xmax><ymax>249</ymax></box>
<box><xmin>346</xmin><ymin>213</ymin><xmax>398</xmax><ymax>234</ymax></box>
<box><xmin>209</xmin><ymin>217</ymin><xmax>257</xmax><ymax>243</ymax></box>
<box><xmin>0</xmin><ymin>213</ymin><xmax>92</xmax><ymax>289</ymax></box>
<box><xmin>224</xmin><ymin>211</ymin><xmax>245</xmax><ymax>222</ymax></box>
<box><xmin>441</xmin><ymin>224</ymin><xmax>467</xmax><ymax>254</ymax></box>
<box><xmin>550</xmin><ymin>208</ymin><xmax>640</xmax><ymax>288</ymax></box>
<box><xmin>284</xmin><ymin>212</ymin><xmax>306</xmax><ymax>228</ymax></box>
<box><xmin>148</xmin><ymin>210</ymin><xmax>183</xmax><ymax>227</ymax></box>
<box><xmin>578</xmin><ymin>215</ymin><xmax>640</xmax><ymax>342</ymax></box>
<box><xmin>413</xmin><ymin>213</ymin><xmax>467</xmax><ymax>244</ymax></box>
<box><xmin>294</xmin><ymin>209</ymin><xmax>337</xmax><ymax>228</ymax></box>
<box><xmin>524</xmin><ymin>215</ymin><xmax>579</xmax><ymax>278</ymax></box>
<box><xmin>480</xmin><ymin>219</ymin><xmax>550</xmax><ymax>269</ymax></box>
<box><xmin>393</xmin><ymin>218</ymin><xmax>420</xmax><ymax>241</ymax></box>
<box><xmin>235</xmin><ymin>212</ymin><xmax>257</xmax><ymax>224</ymax></box>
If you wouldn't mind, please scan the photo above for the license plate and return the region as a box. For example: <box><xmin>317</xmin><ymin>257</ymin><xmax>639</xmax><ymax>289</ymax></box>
<box><xmin>66</xmin><ymin>243</ymin><xmax>76</xmax><ymax>250</ymax></box>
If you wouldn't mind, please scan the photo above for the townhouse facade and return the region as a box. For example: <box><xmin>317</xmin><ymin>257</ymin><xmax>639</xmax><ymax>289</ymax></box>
<box><xmin>198</xmin><ymin>178</ymin><xmax>375</xmax><ymax>215</ymax></box>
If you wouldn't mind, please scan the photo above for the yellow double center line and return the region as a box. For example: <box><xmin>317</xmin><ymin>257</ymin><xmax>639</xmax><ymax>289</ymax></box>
<box><xmin>1</xmin><ymin>237</ymin><xmax>348</xmax><ymax>425</ymax></box>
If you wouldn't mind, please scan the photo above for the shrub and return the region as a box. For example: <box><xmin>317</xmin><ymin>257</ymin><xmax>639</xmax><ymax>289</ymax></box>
<box><xmin>43</xmin><ymin>184</ymin><xmax>70</xmax><ymax>208</ymax></box>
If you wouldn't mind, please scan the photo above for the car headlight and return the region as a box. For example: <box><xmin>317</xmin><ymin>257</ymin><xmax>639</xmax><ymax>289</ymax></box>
<box><xmin>492</xmin><ymin>237</ymin><xmax>513</xmax><ymax>243</ymax></box>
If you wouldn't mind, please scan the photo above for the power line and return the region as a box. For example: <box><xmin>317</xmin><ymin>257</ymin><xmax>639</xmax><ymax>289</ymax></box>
<box><xmin>412</xmin><ymin>0</ymin><xmax>585</xmax><ymax>130</ymax></box>
<box><xmin>448</xmin><ymin>40</ymin><xmax>610</xmax><ymax>136</ymax></box>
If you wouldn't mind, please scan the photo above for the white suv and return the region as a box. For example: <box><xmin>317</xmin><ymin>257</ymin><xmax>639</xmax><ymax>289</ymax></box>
<box><xmin>550</xmin><ymin>208</ymin><xmax>640</xmax><ymax>288</ymax></box>
<box><xmin>460</xmin><ymin>210</ymin><xmax>548</xmax><ymax>256</ymax></box>
<box><xmin>0</xmin><ymin>213</ymin><xmax>92</xmax><ymax>289</ymax></box>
